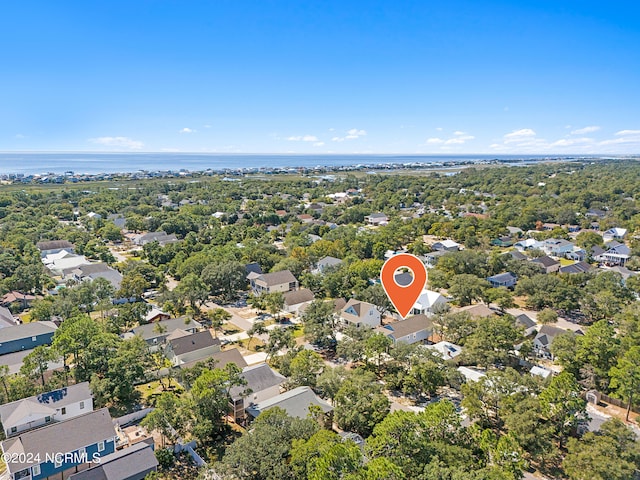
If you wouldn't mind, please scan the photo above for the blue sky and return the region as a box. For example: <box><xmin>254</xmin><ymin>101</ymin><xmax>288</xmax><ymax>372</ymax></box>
<box><xmin>2</xmin><ymin>1</ymin><xmax>639</xmax><ymax>154</ymax></box>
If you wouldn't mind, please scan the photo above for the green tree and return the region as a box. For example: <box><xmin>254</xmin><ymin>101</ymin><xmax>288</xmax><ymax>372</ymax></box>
<box><xmin>334</xmin><ymin>369</ymin><xmax>390</xmax><ymax>437</ymax></box>
<box><xmin>539</xmin><ymin>371</ymin><xmax>587</xmax><ymax>447</ymax></box>
<box><xmin>537</xmin><ymin>308</ymin><xmax>558</xmax><ymax>325</ymax></box>
<box><xmin>201</xmin><ymin>260</ymin><xmax>246</xmax><ymax>300</ymax></box>
<box><xmin>302</xmin><ymin>299</ymin><xmax>337</xmax><ymax>349</ymax></box>
<box><xmin>20</xmin><ymin>345</ymin><xmax>58</xmax><ymax>387</ymax></box>
<box><xmin>609</xmin><ymin>346</ymin><xmax>640</xmax><ymax>421</ymax></box>
<box><xmin>563</xmin><ymin>419</ymin><xmax>639</xmax><ymax>480</ymax></box>
<box><xmin>288</xmin><ymin>349</ymin><xmax>325</xmax><ymax>388</ymax></box>
<box><xmin>448</xmin><ymin>274</ymin><xmax>490</xmax><ymax>306</ymax></box>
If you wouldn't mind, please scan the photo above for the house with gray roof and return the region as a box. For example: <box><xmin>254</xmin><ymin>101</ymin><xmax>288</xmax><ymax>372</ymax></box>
<box><xmin>312</xmin><ymin>256</ymin><xmax>343</xmax><ymax>274</ymax></box>
<box><xmin>123</xmin><ymin>317</ymin><xmax>201</xmax><ymax>351</ymax></box>
<box><xmin>364</xmin><ymin>213</ymin><xmax>388</xmax><ymax>226</ymax></box>
<box><xmin>559</xmin><ymin>261</ymin><xmax>593</xmax><ymax>275</ymax></box>
<box><xmin>534</xmin><ymin>325</ymin><xmax>572</xmax><ymax>360</ymax></box>
<box><xmin>132</xmin><ymin>231</ymin><xmax>179</xmax><ymax>246</ymax></box>
<box><xmin>532</xmin><ymin>255</ymin><xmax>561</xmax><ymax>274</ymax></box>
<box><xmin>165</xmin><ymin>330</ymin><xmax>221</xmax><ymax>366</ymax></box>
<box><xmin>487</xmin><ymin>272</ymin><xmax>517</xmax><ymax>288</ymax></box>
<box><xmin>67</xmin><ymin>441</ymin><xmax>158</xmax><ymax>480</ymax></box>
<box><xmin>283</xmin><ymin>288</ymin><xmax>315</xmax><ymax>314</ymax></box>
<box><xmin>229</xmin><ymin>363</ymin><xmax>286</xmax><ymax>422</ymax></box>
<box><xmin>36</xmin><ymin>240</ymin><xmax>75</xmax><ymax>257</ymax></box>
<box><xmin>178</xmin><ymin>347</ymin><xmax>248</xmax><ymax>371</ymax></box>
<box><xmin>0</xmin><ymin>408</ymin><xmax>117</xmax><ymax>480</ymax></box>
<box><xmin>0</xmin><ymin>305</ymin><xmax>17</xmax><ymax>329</ymax></box>
<box><xmin>246</xmin><ymin>386</ymin><xmax>333</xmax><ymax>426</ymax></box>
<box><xmin>0</xmin><ymin>382</ymin><xmax>93</xmax><ymax>438</ymax></box>
<box><xmin>0</xmin><ymin>321</ymin><xmax>57</xmax><ymax>356</ymax></box>
<box><xmin>248</xmin><ymin>270</ymin><xmax>298</xmax><ymax>295</ymax></box>
<box><xmin>376</xmin><ymin>315</ymin><xmax>433</xmax><ymax>345</ymax></box>
<box><xmin>515</xmin><ymin>314</ymin><xmax>537</xmax><ymax>336</ymax></box>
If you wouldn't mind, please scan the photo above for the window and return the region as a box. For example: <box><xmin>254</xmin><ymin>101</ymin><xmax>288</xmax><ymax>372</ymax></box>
<box><xmin>32</xmin><ymin>336</ymin><xmax>37</xmax><ymax>341</ymax></box>
<box><xmin>11</xmin><ymin>426</ymin><xmax>17</xmax><ymax>433</ymax></box>
<box><xmin>32</xmin><ymin>465</ymin><xmax>41</xmax><ymax>476</ymax></box>
<box><xmin>54</xmin><ymin>455</ymin><xmax>63</xmax><ymax>468</ymax></box>
<box><xmin>98</xmin><ymin>441</ymin><xmax>105</xmax><ymax>452</ymax></box>
<box><xmin>61</xmin><ymin>407</ymin><xmax>66</xmax><ymax>415</ymax></box>
<box><xmin>80</xmin><ymin>401</ymin><xmax>85</xmax><ymax>409</ymax></box>
<box><xmin>45</xmin><ymin>416</ymin><xmax>51</xmax><ymax>422</ymax></box>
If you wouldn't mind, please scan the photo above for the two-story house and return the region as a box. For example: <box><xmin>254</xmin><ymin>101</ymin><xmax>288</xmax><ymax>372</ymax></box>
<box><xmin>411</xmin><ymin>289</ymin><xmax>447</xmax><ymax>316</ymax></box>
<box><xmin>0</xmin><ymin>383</ymin><xmax>93</xmax><ymax>438</ymax></box>
<box><xmin>340</xmin><ymin>299</ymin><xmax>381</xmax><ymax>328</ymax></box>
<box><xmin>0</xmin><ymin>408</ymin><xmax>117</xmax><ymax>480</ymax></box>
<box><xmin>376</xmin><ymin>315</ymin><xmax>433</xmax><ymax>346</ymax></box>
<box><xmin>248</xmin><ymin>270</ymin><xmax>298</xmax><ymax>295</ymax></box>
<box><xmin>165</xmin><ymin>330</ymin><xmax>221</xmax><ymax>366</ymax></box>
<box><xmin>123</xmin><ymin>317</ymin><xmax>201</xmax><ymax>352</ymax></box>
<box><xmin>486</xmin><ymin>272</ymin><xmax>517</xmax><ymax>289</ymax></box>
<box><xmin>229</xmin><ymin>363</ymin><xmax>286</xmax><ymax>423</ymax></box>
<box><xmin>36</xmin><ymin>240</ymin><xmax>75</xmax><ymax>258</ymax></box>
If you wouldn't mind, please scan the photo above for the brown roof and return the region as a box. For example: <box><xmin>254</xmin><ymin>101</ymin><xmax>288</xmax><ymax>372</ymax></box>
<box><xmin>169</xmin><ymin>330</ymin><xmax>220</xmax><ymax>356</ymax></box>
<box><xmin>333</xmin><ymin>298</ymin><xmax>347</xmax><ymax>313</ymax></box>
<box><xmin>283</xmin><ymin>288</ymin><xmax>315</xmax><ymax>306</ymax></box>
<box><xmin>341</xmin><ymin>298</ymin><xmax>376</xmax><ymax>322</ymax></box>
<box><xmin>1</xmin><ymin>291</ymin><xmax>36</xmax><ymax>304</ymax></box>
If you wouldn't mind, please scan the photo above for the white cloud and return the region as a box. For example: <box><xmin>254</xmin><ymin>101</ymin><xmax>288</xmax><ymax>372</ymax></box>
<box><xmin>287</xmin><ymin>135</ymin><xmax>319</xmax><ymax>142</ymax></box>
<box><xmin>161</xmin><ymin>147</ymin><xmax>181</xmax><ymax>152</ymax></box>
<box><xmin>88</xmin><ymin>136</ymin><xmax>144</xmax><ymax>150</ymax></box>
<box><xmin>550</xmin><ymin>137</ymin><xmax>595</xmax><ymax>147</ymax></box>
<box><xmin>436</xmin><ymin>127</ymin><xmax>443</xmax><ymax>131</ymax></box>
<box><xmin>570</xmin><ymin>126</ymin><xmax>600</xmax><ymax>135</ymax></box>
<box><xmin>425</xmin><ymin>131</ymin><xmax>475</xmax><ymax>147</ymax></box>
<box><xmin>180</xmin><ymin>127</ymin><xmax>195</xmax><ymax>134</ymax></box>
<box><xmin>332</xmin><ymin>128</ymin><xmax>367</xmax><ymax>142</ymax></box>
<box><xmin>313</xmin><ymin>142</ymin><xmax>325</xmax><ymax>147</ymax></box>
<box><xmin>615</xmin><ymin>129</ymin><xmax>640</xmax><ymax>136</ymax></box>
<box><xmin>203</xmin><ymin>124</ymin><xmax>212</xmax><ymax>129</ymax></box>
<box><xmin>15</xmin><ymin>134</ymin><xmax>26</xmax><ymax>139</ymax></box>
<box><xmin>504</xmin><ymin>129</ymin><xmax>536</xmax><ymax>143</ymax></box>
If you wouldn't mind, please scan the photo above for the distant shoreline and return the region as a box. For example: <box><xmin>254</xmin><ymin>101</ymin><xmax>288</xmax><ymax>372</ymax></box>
<box><xmin>0</xmin><ymin>153</ymin><xmax>636</xmax><ymax>179</ymax></box>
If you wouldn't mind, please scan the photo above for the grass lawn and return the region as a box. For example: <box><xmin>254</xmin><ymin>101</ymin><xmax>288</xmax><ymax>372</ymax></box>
<box><xmin>291</xmin><ymin>325</ymin><xmax>305</xmax><ymax>339</ymax></box>
<box><xmin>136</xmin><ymin>380</ymin><xmax>184</xmax><ymax>402</ymax></box>
<box><xmin>559</xmin><ymin>258</ymin><xmax>575</xmax><ymax>266</ymax></box>
<box><xmin>238</xmin><ymin>337</ymin><xmax>265</xmax><ymax>351</ymax></box>
<box><xmin>222</xmin><ymin>323</ymin><xmax>242</xmax><ymax>334</ymax></box>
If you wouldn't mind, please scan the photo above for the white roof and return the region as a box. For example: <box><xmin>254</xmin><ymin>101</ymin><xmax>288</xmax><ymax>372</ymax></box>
<box><xmin>436</xmin><ymin>239</ymin><xmax>459</xmax><ymax>248</ymax></box>
<box><xmin>605</xmin><ymin>227</ymin><xmax>627</xmax><ymax>236</ymax></box>
<box><xmin>425</xmin><ymin>341</ymin><xmax>462</xmax><ymax>360</ymax></box>
<box><xmin>42</xmin><ymin>249</ymin><xmax>76</xmax><ymax>263</ymax></box>
<box><xmin>530</xmin><ymin>365</ymin><xmax>552</xmax><ymax>378</ymax></box>
<box><xmin>44</xmin><ymin>254</ymin><xmax>91</xmax><ymax>273</ymax></box>
<box><xmin>457</xmin><ymin>366</ymin><xmax>486</xmax><ymax>383</ymax></box>
<box><xmin>414</xmin><ymin>289</ymin><xmax>446</xmax><ymax>310</ymax></box>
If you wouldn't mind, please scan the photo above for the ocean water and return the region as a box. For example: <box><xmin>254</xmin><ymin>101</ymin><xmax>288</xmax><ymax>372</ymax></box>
<box><xmin>0</xmin><ymin>152</ymin><xmax>592</xmax><ymax>175</ymax></box>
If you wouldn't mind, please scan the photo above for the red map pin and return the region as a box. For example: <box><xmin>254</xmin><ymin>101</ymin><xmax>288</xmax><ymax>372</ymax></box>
<box><xmin>380</xmin><ymin>253</ymin><xmax>427</xmax><ymax>319</ymax></box>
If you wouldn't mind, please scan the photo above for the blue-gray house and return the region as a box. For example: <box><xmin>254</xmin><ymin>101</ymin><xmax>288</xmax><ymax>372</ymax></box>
<box><xmin>0</xmin><ymin>408</ymin><xmax>117</xmax><ymax>480</ymax></box>
<box><xmin>0</xmin><ymin>321</ymin><xmax>58</xmax><ymax>356</ymax></box>
<box><xmin>486</xmin><ymin>272</ymin><xmax>517</xmax><ymax>289</ymax></box>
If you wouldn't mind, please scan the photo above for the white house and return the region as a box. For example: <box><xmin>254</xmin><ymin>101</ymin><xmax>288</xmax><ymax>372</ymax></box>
<box><xmin>432</xmin><ymin>239</ymin><xmax>461</xmax><ymax>252</ymax></box>
<box><xmin>411</xmin><ymin>289</ymin><xmax>447</xmax><ymax>316</ymax></box>
<box><xmin>0</xmin><ymin>382</ymin><xmax>93</xmax><ymax>438</ymax></box>
<box><xmin>603</xmin><ymin>227</ymin><xmax>627</xmax><ymax>241</ymax></box>
<box><xmin>283</xmin><ymin>288</ymin><xmax>315</xmax><ymax>315</ymax></box>
<box><xmin>425</xmin><ymin>341</ymin><xmax>462</xmax><ymax>360</ymax></box>
<box><xmin>248</xmin><ymin>270</ymin><xmax>298</xmax><ymax>295</ymax></box>
<box><xmin>340</xmin><ymin>299</ymin><xmax>381</xmax><ymax>328</ymax></box>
